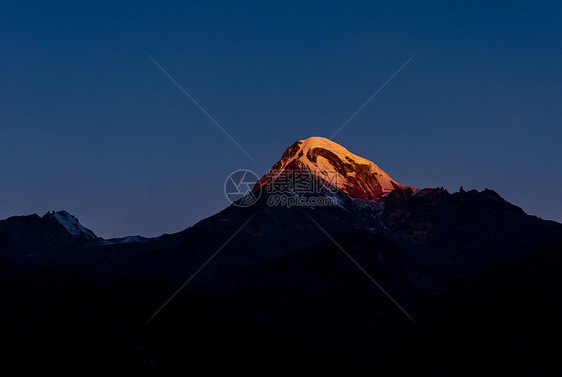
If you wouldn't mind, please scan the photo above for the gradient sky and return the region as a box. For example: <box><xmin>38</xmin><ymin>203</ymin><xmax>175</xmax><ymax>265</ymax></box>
<box><xmin>1</xmin><ymin>1</ymin><xmax>561</xmax><ymax>237</ymax></box>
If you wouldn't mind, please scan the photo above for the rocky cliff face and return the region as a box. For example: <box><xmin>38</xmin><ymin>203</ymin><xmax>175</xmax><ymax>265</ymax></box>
<box><xmin>382</xmin><ymin>187</ymin><xmax>562</xmax><ymax>278</ymax></box>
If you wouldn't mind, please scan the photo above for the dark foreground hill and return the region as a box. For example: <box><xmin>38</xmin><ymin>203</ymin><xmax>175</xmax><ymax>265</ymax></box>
<box><xmin>1</xmin><ymin>137</ymin><xmax>561</xmax><ymax>374</ymax></box>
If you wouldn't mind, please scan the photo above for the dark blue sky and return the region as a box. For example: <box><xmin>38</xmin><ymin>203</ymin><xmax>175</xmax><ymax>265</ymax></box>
<box><xmin>1</xmin><ymin>1</ymin><xmax>561</xmax><ymax>237</ymax></box>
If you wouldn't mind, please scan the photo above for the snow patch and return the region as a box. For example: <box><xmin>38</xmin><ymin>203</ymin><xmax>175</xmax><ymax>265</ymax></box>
<box><xmin>99</xmin><ymin>235</ymin><xmax>152</xmax><ymax>245</ymax></box>
<box><xmin>52</xmin><ymin>211</ymin><xmax>97</xmax><ymax>240</ymax></box>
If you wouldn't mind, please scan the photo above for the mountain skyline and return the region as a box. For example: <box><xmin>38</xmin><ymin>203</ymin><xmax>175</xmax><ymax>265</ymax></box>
<box><xmin>2</xmin><ymin>2</ymin><xmax>562</xmax><ymax>238</ymax></box>
<box><xmin>2</xmin><ymin>132</ymin><xmax>561</xmax><ymax>374</ymax></box>
<box><xmin>2</xmin><ymin>134</ymin><xmax>559</xmax><ymax>239</ymax></box>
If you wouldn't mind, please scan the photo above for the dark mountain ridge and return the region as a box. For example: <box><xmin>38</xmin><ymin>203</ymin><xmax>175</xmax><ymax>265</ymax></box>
<box><xmin>1</xmin><ymin>137</ymin><xmax>561</xmax><ymax>374</ymax></box>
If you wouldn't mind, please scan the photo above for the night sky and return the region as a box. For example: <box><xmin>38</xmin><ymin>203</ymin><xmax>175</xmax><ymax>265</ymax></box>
<box><xmin>1</xmin><ymin>1</ymin><xmax>561</xmax><ymax>237</ymax></box>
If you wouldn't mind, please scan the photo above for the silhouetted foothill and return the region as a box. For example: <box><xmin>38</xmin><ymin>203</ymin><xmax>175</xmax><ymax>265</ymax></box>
<box><xmin>1</xmin><ymin>138</ymin><xmax>562</xmax><ymax>375</ymax></box>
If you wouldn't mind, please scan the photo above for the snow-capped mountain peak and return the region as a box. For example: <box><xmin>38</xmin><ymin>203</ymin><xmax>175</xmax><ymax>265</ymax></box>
<box><xmin>48</xmin><ymin>210</ymin><xmax>98</xmax><ymax>240</ymax></box>
<box><xmin>258</xmin><ymin>136</ymin><xmax>415</xmax><ymax>201</ymax></box>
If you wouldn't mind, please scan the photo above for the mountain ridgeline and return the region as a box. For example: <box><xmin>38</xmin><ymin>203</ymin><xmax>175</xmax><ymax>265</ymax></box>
<box><xmin>1</xmin><ymin>136</ymin><xmax>561</xmax><ymax>375</ymax></box>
